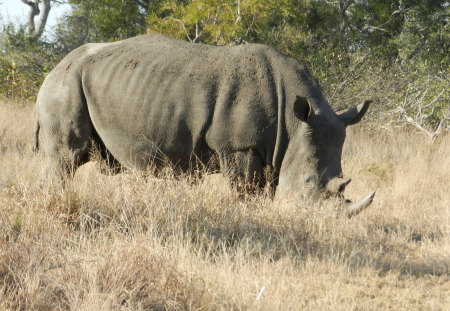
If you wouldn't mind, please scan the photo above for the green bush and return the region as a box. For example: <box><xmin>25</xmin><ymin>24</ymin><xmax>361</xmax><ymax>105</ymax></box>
<box><xmin>0</xmin><ymin>25</ymin><xmax>63</xmax><ymax>100</ymax></box>
<box><xmin>0</xmin><ymin>56</ymin><xmax>21</xmax><ymax>99</ymax></box>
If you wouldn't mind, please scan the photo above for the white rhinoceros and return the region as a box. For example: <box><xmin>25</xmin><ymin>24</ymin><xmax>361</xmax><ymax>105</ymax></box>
<box><xmin>35</xmin><ymin>34</ymin><xmax>374</xmax><ymax>216</ymax></box>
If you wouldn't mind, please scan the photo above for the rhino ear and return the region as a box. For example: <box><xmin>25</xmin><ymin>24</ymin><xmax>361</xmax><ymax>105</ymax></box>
<box><xmin>294</xmin><ymin>96</ymin><xmax>315</xmax><ymax>123</ymax></box>
<box><xmin>338</xmin><ymin>100</ymin><xmax>372</xmax><ymax>126</ymax></box>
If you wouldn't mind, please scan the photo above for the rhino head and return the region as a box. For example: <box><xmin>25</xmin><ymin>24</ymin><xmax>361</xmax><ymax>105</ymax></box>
<box><xmin>278</xmin><ymin>96</ymin><xmax>375</xmax><ymax>217</ymax></box>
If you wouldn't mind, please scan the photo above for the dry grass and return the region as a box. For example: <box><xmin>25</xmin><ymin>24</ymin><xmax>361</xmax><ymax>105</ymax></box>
<box><xmin>0</xmin><ymin>100</ymin><xmax>449</xmax><ymax>310</ymax></box>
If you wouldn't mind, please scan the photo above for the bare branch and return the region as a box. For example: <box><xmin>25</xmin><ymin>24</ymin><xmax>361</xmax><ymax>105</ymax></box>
<box><xmin>398</xmin><ymin>96</ymin><xmax>450</xmax><ymax>143</ymax></box>
<box><xmin>193</xmin><ymin>22</ymin><xmax>200</xmax><ymax>43</ymax></box>
<box><xmin>364</xmin><ymin>25</ymin><xmax>389</xmax><ymax>33</ymax></box>
<box><xmin>166</xmin><ymin>17</ymin><xmax>193</xmax><ymax>43</ymax></box>
<box><xmin>235</xmin><ymin>0</ymin><xmax>241</xmax><ymax>23</ymax></box>
<box><xmin>398</xmin><ymin>107</ymin><xmax>434</xmax><ymax>139</ymax></box>
<box><xmin>133</xmin><ymin>0</ymin><xmax>148</xmax><ymax>11</ymax></box>
<box><xmin>434</xmin><ymin>115</ymin><xmax>448</xmax><ymax>134</ymax></box>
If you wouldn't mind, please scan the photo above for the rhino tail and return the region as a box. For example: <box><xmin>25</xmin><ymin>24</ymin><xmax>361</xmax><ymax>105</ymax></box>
<box><xmin>33</xmin><ymin>120</ymin><xmax>40</xmax><ymax>153</ymax></box>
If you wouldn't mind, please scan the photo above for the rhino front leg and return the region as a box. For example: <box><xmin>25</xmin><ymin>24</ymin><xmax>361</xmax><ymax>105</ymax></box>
<box><xmin>219</xmin><ymin>149</ymin><xmax>264</xmax><ymax>194</ymax></box>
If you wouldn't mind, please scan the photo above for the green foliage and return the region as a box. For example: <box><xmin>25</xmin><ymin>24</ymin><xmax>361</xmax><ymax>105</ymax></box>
<box><xmin>147</xmin><ymin>0</ymin><xmax>313</xmax><ymax>46</ymax></box>
<box><xmin>66</xmin><ymin>0</ymin><xmax>150</xmax><ymax>42</ymax></box>
<box><xmin>52</xmin><ymin>15</ymin><xmax>91</xmax><ymax>55</ymax></box>
<box><xmin>146</xmin><ymin>1</ymin><xmax>292</xmax><ymax>46</ymax></box>
<box><xmin>395</xmin><ymin>6</ymin><xmax>450</xmax><ymax>73</ymax></box>
<box><xmin>0</xmin><ymin>56</ymin><xmax>19</xmax><ymax>99</ymax></box>
<box><xmin>146</xmin><ymin>1</ymin><xmax>449</xmax><ymax>78</ymax></box>
<box><xmin>0</xmin><ymin>25</ymin><xmax>62</xmax><ymax>99</ymax></box>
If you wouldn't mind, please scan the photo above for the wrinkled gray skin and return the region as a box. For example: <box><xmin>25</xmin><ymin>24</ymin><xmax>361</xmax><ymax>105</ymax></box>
<box><xmin>35</xmin><ymin>34</ymin><xmax>374</xmax><ymax>215</ymax></box>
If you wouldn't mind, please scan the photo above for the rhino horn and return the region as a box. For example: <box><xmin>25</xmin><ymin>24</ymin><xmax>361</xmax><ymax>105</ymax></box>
<box><xmin>338</xmin><ymin>100</ymin><xmax>372</xmax><ymax>126</ymax></box>
<box><xmin>346</xmin><ymin>191</ymin><xmax>376</xmax><ymax>218</ymax></box>
<box><xmin>326</xmin><ymin>177</ymin><xmax>351</xmax><ymax>194</ymax></box>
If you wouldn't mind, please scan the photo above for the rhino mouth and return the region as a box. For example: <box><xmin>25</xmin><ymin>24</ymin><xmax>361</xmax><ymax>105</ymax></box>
<box><xmin>325</xmin><ymin>177</ymin><xmax>376</xmax><ymax>218</ymax></box>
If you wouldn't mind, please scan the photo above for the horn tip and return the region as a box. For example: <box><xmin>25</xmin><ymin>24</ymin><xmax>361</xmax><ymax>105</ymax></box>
<box><xmin>346</xmin><ymin>190</ymin><xmax>376</xmax><ymax>218</ymax></box>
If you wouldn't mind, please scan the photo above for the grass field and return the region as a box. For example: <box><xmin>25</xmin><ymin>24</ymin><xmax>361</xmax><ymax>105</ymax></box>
<box><xmin>0</xmin><ymin>100</ymin><xmax>449</xmax><ymax>310</ymax></box>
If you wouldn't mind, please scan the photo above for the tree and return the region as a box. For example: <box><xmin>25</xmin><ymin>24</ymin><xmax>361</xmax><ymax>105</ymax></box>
<box><xmin>146</xmin><ymin>0</ymin><xmax>318</xmax><ymax>55</ymax></box>
<box><xmin>19</xmin><ymin>0</ymin><xmax>52</xmax><ymax>39</ymax></box>
<box><xmin>65</xmin><ymin>0</ymin><xmax>151</xmax><ymax>42</ymax></box>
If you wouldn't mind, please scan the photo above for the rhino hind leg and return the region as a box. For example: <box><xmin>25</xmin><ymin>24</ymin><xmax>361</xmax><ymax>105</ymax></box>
<box><xmin>219</xmin><ymin>149</ymin><xmax>264</xmax><ymax>194</ymax></box>
<box><xmin>42</xmin><ymin>121</ymin><xmax>92</xmax><ymax>182</ymax></box>
<box><xmin>38</xmin><ymin>99</ymin><xmax>93</xmax><ymax>182</ymax></box>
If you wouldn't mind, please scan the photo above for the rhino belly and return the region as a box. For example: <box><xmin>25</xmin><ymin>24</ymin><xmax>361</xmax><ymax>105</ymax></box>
<box><xmin>91</xmin><ymin>121</ymin><xmax>204</xmax><ymax>170</ymax></box>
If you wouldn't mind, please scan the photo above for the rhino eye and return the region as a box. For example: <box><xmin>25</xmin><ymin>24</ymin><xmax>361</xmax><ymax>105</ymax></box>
<box><xmin>304</xmin><ymin>176</ymin><xmax>313</xmax><ymax>183</ymax></box>
<box><xmin>304</xmin><ymin>175</ymin><xmax>317</xmax><ymax>186</ymax></box>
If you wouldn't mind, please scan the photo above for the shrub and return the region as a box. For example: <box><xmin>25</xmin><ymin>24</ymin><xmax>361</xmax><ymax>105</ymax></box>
<box><xmin>0</xmin><ymin>24</ymin><xmax>63</xmax><ymax>100</ymax></box>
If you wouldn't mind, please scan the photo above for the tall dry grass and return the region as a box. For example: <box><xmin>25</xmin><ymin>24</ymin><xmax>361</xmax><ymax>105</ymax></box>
<box><xmin>0</xmin><ymin>100</ymin><xmax>449</xmax><ymax>310</ymax></box>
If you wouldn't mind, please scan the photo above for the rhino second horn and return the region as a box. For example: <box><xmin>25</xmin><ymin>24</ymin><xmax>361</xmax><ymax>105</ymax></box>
<box><xmin>346</xmin><ymin>191</ymin><xmax>376</xmax><ymax>218</ymax></box>
<box><xmin>326</xmin><ymin>177</ymin><xmax>351</xmax><ymax>193</ymax></box>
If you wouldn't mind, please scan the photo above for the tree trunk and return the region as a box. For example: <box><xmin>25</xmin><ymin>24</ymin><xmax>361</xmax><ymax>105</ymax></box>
<box><xmin>20</xmin><ymin>0</ymin><xmax>52</xmax><ymax>39</ymax></box>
